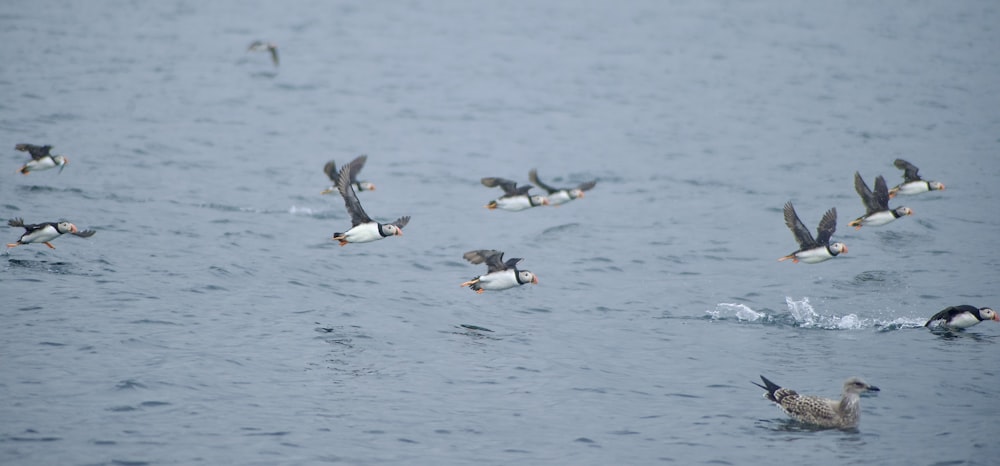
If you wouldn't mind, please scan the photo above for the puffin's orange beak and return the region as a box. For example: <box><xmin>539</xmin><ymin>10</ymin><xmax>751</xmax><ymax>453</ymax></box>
<box><xmin>396</xmin><ymin>229</ymin><xmax>403</xmax><ymax>236</ymax></box>
<box><xmin>531</xmin><ymin>276</ymin><xmax>538</xmax><ymax>284</ymax></box>
<box><xmin>992</xmin><ymin>313</ymin><xmax>999</xmax><ymax>322</ymax></box>
<box><xmin>69</xmin><ymin>224</ymin><xmax>78</xmax><ymax>234</ymax></box>
<box><xmin>842</xmin><ymin>246</ymin><xmax>848</xmax><ymax>254</ymax></box>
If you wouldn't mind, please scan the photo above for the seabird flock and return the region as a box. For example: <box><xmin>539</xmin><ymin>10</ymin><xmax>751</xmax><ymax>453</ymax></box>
<box><xmin>4</xmin><ymin>42</ymin><xmax>991</xmax><ymax>433</ymax></box>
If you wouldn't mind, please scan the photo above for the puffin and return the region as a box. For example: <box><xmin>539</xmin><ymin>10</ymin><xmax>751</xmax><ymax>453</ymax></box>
<box><xmin>481</xmin><ymin>177</ymin><xmax>548</xmax><ymax>211</ymax></box>
<box><xmin>888</xmin><ymin>159</ymin><xmax>944</xmax><ymax>198</ymax></box>
<box><xmin>248</xmin><ymin>40</ymin><xmax>279</xmax><ymax>66</ymax></box>
<box><xmin>321</xmin><ymin>155</ymin><xmax>375</xmax><ymax>195</ymax></box>
<box><xmin>778</xmin><ymin>202</ymin><xmax>847</xmax><ymax>264</ymax></box>
<box><xmin>527</xmin><ymin>169</ymin><xmax>597</xmax><ymax>206</ymax></box>
<box><xmin>7</xmin><ymin>218</ymin><xmax>95</xmax><ymax>249</ymax></box>
<box><xmin>15</xmin><ymin>143</ymin><xmax>68</xmax><ymax>174</ymax></box>
<box><xmin>924</xmin><ymin>305</ymin><xmax>998</xmax><ymax>329</ymax></box>
<box><xmin>331</xmin><ymin>163</ymin><xmax>409</xmax><ymax>246</ymax></box>
<box><xmin>460</xmin><ymin>249</ymin><xmax>538</xmax><ymax>293</ymax></box>
<box><xmin>848</xmin><ymin>172</ymin><xmax>912</xmax><ymax>230</ymax></box>
<box><xmin>752</xmin><ymin>375</ymin><xmax>880</xmax><ymax>430</ymax></box>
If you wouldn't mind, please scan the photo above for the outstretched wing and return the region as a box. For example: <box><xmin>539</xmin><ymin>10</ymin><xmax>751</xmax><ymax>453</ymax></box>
<box><xmin>576</xmin><ymin>179</ymin><xmax>597</xmax><ymax>192</ymax></box>
<box><xmin>72</xmin><ymin>229</ymin><xmax>96</xmax><ymax>238</ymax></box>
<box><xmin>344</xmin><ymin>155</ymin><xmax>368</xmax><ymax>183</ymax></box>
<box><xmin>269</xmin><ymin>46</ymin><xmax>279</xmax><ymax>66</ymax></box>
<box><xmin>323</xmin><ymin>161</ymin><xmax>338</xmax><ymax>182</ymax></box>
<box><xmin>8</xmin><ymin>217</ymin><xmax>25</xmax><ymax>228</ymax></box>
<box><xmin>814</xmin><ymin>207</ymin><xmax>837</xmax><ymax>246</ymax></box>
<box><xmin>872</xmin><ymin>176</ymin><xmax>890</xmax><ymax>210</ymax></box>
<box><xmin>854</xmin><ymin>172</ymin><xmax>879</xmax><ymax>214</ymax></box>
<box><xmin>337</xmin><ymin>164</ymin><xmax>372</xmax><ymax>226</ymax></box>
<box><xmin>783</xmin><ymin>202</ymin><xmax>816</xmax><ymax>248</ymax></box>
<box><xmin>527</xmin><ymin>169</ymin><xmax>558</xmax><ymax>194</ymax></box>
<box><xmin>389</xmin><ymin>215</ymin><xmax>410</xmax><ymax>229</ymax></box>
<box><xmin>7</xmin><ymin>217</ymin><xmax>43</xmax><ymax>232</ymax></box>
<box><xmin>893</xmin><ymin>158</ymin><xmax>921</xmax><ymax>182</ymax></box>
<box><xmin>481</xmin><ymin>177</ymin><xmax>521</xmax><ymax>196</ymax></box>
<box><xmin>462</xmin><ymin>249</ymin><xmax>508</xmax><ymax>273</ymax></box>
<box><xmin>15</xmin><ymin>144</ymin><xmax>52</xmax><ymax>160</ymax></box>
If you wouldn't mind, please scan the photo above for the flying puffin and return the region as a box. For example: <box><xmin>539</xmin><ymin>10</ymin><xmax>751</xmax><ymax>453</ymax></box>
<box><xmin>888</xmin><ymin>159</ymin><xmax>944</xmax><ymax>198</ymax></box>
<box><xmin>15</xmin><ymin>143</ymin><xmax>68</xmax><ymax>174</ymax></box>
<box><xmin>481</xmin><ymin>177</ymin><xmax>548</xmax><ymax>211</ymax></box>
<box><xmin>460</xmin><ymin>249</ymin><xmax>538</xmax><ymax>293</ymax></box>
<box><xmin>752</xmin><ymin>375</ymin><xmax>879</xmax><ymax>430</ymax></box>
<box><xmin>848</xmin><ymin>172</ymin><xmax>912</xmax><ymax>230</ymax></box>
<box><xmin>527</xmin><ymin>169</ymin><xmax>596</xmax><ymax>206</ymax></box>
<box><xmin>248</xmin><ymin>40</ymin><xmax>279</xmax><ymax>66</ymax></box>
<box><xmin>321</xmin><ymin>155</ymin><xmax>375</xmax><ymax>195</ymax></box>
<box><xmin>331</xmin><ymin>163</ymin><xmax>408</xmax><ymax>246</ymax></box>
<box><xmin>924</xmin><ymin>305</ymin><xmax>998</xmax><ymax>329</ymax></box>
<box><xmin>7</xmin><ymin>218</ymin><xmax>95</xmax><ymax>249</ymax></box>
<box><xmin>778</xmin><ymin>202</ymin><xmax>847</xmax><ymax>264</ymax></box>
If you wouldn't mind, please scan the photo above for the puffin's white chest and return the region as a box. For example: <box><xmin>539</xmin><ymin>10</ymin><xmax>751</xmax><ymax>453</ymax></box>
<box><xmin>494</xmin><ymin>196</ymin><xmax>535</xmax><ymax>211</ymax></box>
<box><xmin>795</xmin><ymin>247</ymin><xmax>835</xmax><ymax>264</ymax></box>
<box><xmin>940</xmin><ymin>312</ymin><xmax>980</xmax><ymax>329</ymax></box>
<box><xmin>896</xmin><ymin>182</ymin><xmax>929</xmax><ymax>196</ymax></box>
<box><xmin>547</xmin><ymin>191</ymin><xmax>573</xmax><ymax>206</ymax></box>
<box><xmin>24</xmin><ymin>157</ymin><xmax>58</xmax><ymax>172</ymax></box>
<box><xmin>343</xmin><ymin>223</ymin><xmax>383</xmax><ymax>243</ymax></box>
<box><xmin>20</xmin><ymin>225</ymin><xmax>62</xmax><ymax>243</ymax></box>
<box><xmin>859</xmin><ymin>211</ymin><xmax>898</xmax><ymax>227</ymax></box>
<box><xmin>476</xmin><ymin>271</ymin><xmax>520</xmax><ymax>290</ymax></box>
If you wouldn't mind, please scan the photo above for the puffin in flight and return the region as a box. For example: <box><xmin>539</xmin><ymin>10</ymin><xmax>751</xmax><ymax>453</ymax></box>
<box><xmin>460</xmin><ymin>249</ymin><xmax>538</xmax><ymax>293</ymax></box>
<box><xmin>481</xmin><ymin>177</ymin><xmax>548</xmax><ymax>211</ymax></box>
<box><xmin>15</xmin><ymin>143</ymin><xmax>68</xmax><ymax>174</ymax></box>
<box><xmin>778</xmin><ymin>202</ymin><xmax>847</xmax><ymax>264</ymax></box>
<box><xmin>847</xmin><ymin>172</ymin><xmax>912</xmax><ymax>230</ymax></box>
<box><xmin>527</xmin><ymin>169</ymin><xmax>596</xmax><ymax>206</ymax></box>
<box><xmin>331</xmin><ymin>163</ymin><xmax>408</xmax><ymax>246</ymax></box>
<box><xmin>248</xmin><ymin>40</ymin><xmax>279</xmax><ymax>66</ymax></box>
<box><xmin>888</xmin><ymin>159</ymin><xmax>944</xmax><ymax>198</ymax></box>
<box><xmin>924</xmin><ymin>305</ymin><xmax>998</xmax><ymax>329</ymax></box>
<box><xmin>7</xmin><ymin>218</ymin><xmax>95</xmax><ymax>249</ymax></box>
<box><xmin>321</xmin><ymin>155</ymin><xmax>375</xmax><ymax>195</ymax></box>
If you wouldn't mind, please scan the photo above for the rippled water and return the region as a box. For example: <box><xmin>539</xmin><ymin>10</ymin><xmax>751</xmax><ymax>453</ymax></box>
<box><xmin>3</xmin><ymin>1</ymin><xmax>999</xmax><ymax>465</ymax></box>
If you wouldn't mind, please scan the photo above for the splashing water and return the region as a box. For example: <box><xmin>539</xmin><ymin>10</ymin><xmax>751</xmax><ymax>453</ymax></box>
<box><xmin>707</xmin><ymin>298</ymin><xmax>926</xmax><ymax>331</ymax></box>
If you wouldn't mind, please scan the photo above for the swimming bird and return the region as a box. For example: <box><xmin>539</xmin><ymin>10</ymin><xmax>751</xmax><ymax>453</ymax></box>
<box><xmin>888</xmin><ymin>159</ymin><xmax>944</xmax><ymax>198</ymax></box>
<box><xmin>248</xmin><ymin>40</ymin><xmax>279</xmax><ymax>66</ymax></box>
<box><xmin>481</xmin><ymin>177</ymin><xmax>548</xmax><ymax>211</ymax></box>
<box><xmin>753</xmin><ymin>375</ymin><xmax>879</xmax><ymax>430</ymax></box>
<box><xmin>848</xmin><ymin>172</ymin><xmax>912</xmax><ymax>230</ymax></box>
<box><xmin>527</xmin><ymin>169</ymin><xmax>596</xmax><ymax>206</ymax></box>
<box><xmin>331</xmin><ymin>163</ymin><xmax>408</xmax><ymax>246</ymax></box>
<box><xmin>15</xmin><ymin>143</ymin><xmax>68</xmax><ymax>174</ymax></box>
<box><xmin>924</xmin><ymin>305</ymin><xmax>998</xmax><ymax>329</ymax></box>
<box><xmin>321</xmin><ymin>156</ymin><xmax>375</xmax><ymax>195</ymax></box>
<box><xmin>778</xmin><ymin>202</ymin><xmax>847</xmax><ymax>263</ymax></box>
<box><xmin>7</xmin><ymin>218</ymin><xmax>95</xmax><ymax>249</ymax></box>
<box><xmin>460</xmin><ymin>249</ymin><xmax>538</xmax><ymax>293</ymax></box>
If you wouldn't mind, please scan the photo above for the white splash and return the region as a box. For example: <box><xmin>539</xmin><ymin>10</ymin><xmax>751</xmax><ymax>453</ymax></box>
<box><xmin>707</xmin><ymin>303</ymin><xmax>767</xmax><ymax>322</ymax></box>
<box><xmin>707</xmin><ymin>297</ymin><xmax>926</xmax><ymax>331</ymax></box>
<box><xmin>288</xmin><ymin>205</ymin><xmax>316</xmax><ymax>215</ymax></box>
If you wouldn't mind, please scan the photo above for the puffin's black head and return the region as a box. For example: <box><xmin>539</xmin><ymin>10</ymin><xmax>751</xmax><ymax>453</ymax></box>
<box><xmin>978</xmin><ymin>307</ymin><xmax>999</xmax><ymax>322</ymax></box>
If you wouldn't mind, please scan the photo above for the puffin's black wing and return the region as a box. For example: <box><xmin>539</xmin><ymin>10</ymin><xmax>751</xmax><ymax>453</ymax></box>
<box><xmin>925</xmin><ymin>305</ymin><xmax>972</xmax><ymax>327</ymax></box>
<box><xmin>872</xmin><ymin>176</ymin><xmax>891</xmax><ymax>210</ymax></box>
<box><xmin>854</xmin><ymin>172</ymin><xmax>879</xmax><ymax>215</ymax></box>
<box><xmin>72</xmin><ymin>229</ymin><xmax>96</xmax><ymax>238</ymax></box>
<box><xmin>323</xmin><ymin>161</ymin><xmax>338</xmax><ymax>182</ymax></box>
<box><xmin>337</xmin><ymin>164</ymin><xmax>372</xmax><ymax>226</ymax></box>
<box><xmin>269</xmin><ymin>46</ymin><xmax>279</xmax><ymax>66</ymax></box>
<box><xmin>344</xmin><ymin>155</ymin><xmax>368</xmax><ymax>184</ymax></box>
<box><xmin>462</xmin><ymin>249</ymin><xmax>508</xmax><ymax>273</ymax></box>
<box><xmin>15</xmin><ymin>144</ymin><xmax>52</xmax><ymax>160</ymax></box>
<box><xmin>503</xmin><ymin>256</ymin><xmax>523</xmax><ymax>271</ymax></box>
<box><xmin>7</xmin><ymin>217</ymin><xmax>44</xmax><ymax>232</ymax></box>
<box><xmin>576</xmin><ymin>179</ymin><xmax>597</xmax><ymax>192</ymax></box>
<box><xmin>783</xmin><ymin>202</ymin><xmax>817</xmax><ymax>249</ymax></box>
<box><xmin>527</xmin><ymin>169</ymin><xmax>559</xmax><ymax>194</ymax></box>
<box><xmin>389</xmin><ymin>216</ymin><xmax>410</xmax><ymax>229</ymax></box>
<box><xmin>893</xmin><ymin>158</ymin><xmax>922</xmax><ymax>182</ymax></box>
<box><xmin>481</xmin><ymin>177</ymin><xmax>521</xmax><ymax>196</ymax></box>
<box><xmin>814</xmin><ymin>207</ymin><xmax>838</xmax><ymax>246</ymax></box>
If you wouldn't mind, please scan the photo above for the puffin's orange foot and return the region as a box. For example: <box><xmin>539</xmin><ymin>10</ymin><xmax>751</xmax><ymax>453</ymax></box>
<box><xmin>44</xmin><ymin>242</ymin><xmax>56</xmax><ymax>249</ymax></box>
<box><xmin>853</xmin><ymin>225</ymin><xmax>862</xmax><ymax>231</ymax></box>
<box><xmin>792</xmin><ymin>258</ymin><xmax>799</xmax><ymax>264</ymax></box>
<box><xmin>460</xmin><ymin>280</ymin><xmax>477</xmax><ymax>288</ymax></box>
<box><xmin>338</xmin><ymin>240</ymin><xmax>348</xmax><ymax>246</ymax></box>
<box><xmin>476</xmin><ymin>289</ymin><xmax>485</xmax><ymax>294</ymax></box>
<box><xmin>6</xmin><ymin>242</ymin><xmax>19</xmax><ymax>248</ymax></box>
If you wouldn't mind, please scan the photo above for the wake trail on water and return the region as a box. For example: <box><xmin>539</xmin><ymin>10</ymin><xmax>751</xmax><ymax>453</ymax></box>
<box><xmin>706</xmin><ymin>297</ymin><xmax>926</xmax><ymax>331</ymax></box>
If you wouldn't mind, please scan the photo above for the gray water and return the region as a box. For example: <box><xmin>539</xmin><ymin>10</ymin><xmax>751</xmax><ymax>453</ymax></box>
<box><xmin>2</xmin><ymin>1</ymin><xmax>999</xmax><ymax>465</ymax></box>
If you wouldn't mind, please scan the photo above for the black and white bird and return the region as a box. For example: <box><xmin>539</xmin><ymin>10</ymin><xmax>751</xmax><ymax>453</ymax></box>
<box><xmin>848</xmin><ymin>172</ymin><xmax>912</xmax><ymax>230</ymax></box>
<box><xmin>888</xmin><ymin>159</ymin><xmax>945</xmax><ymax>198</ymax></box>
<box><xmin>924</xmin><ymin>305</ymin><xmax>998</xmax><ymax>329</ymax></box>
<box><xmin>331</xmin><ymin>163</ymin><xmax>408</xmax><ymax>246</ymax></box>
<box><xmin>753</xmin><ymin>375</ymin><xmax>880</xmax><ymax>430</ymax></box>
<box><xmin>15</xmin><ymin>143</ymin><xmax>68</xmax><ymax>174</ymax></box>
<box><xmin>527</xmin><ymin>169</ymin><xmax>596</xmax><ymax>206</ymax></box>
<box><xmin>778</xmin><ymin>202</ymin><xmax>847</xmax><ymax>264</ymax></box>
<box><xmin>460</xmin><ymin>249</ymin><xmax>538</xmax><ymax>294</ymax></box>
<box><xmin>481</xmin><ymin>177</ymin><xmax>548</xmax><ymax>211</ymax></box>
<box><xmin>7</xmin><ymin>218</ymin><xmax>95</xmax><ymax>249</ymax></box>
<box><xmin>248</xmin><ymin>40</ymin><xmax>279</xmax><ymax>66</ymax></box>
<box><xmin>321</xmin><ymin>155</ymin><xmax>375</xmax><ymax>195</ymax></box>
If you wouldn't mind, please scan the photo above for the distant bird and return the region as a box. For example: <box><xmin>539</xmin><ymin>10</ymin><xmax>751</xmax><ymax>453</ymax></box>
<box><xmin>460</xmin><ymin>249</ymin><xmax>538</xmax><ymax>293</ymax></box>
<box><xmin>331</xmin><ymin>163</ymin><xmax>408</xmax><ymax>246</ymax></box>
<box><xmin>527</xmin><ymin>169</ymin><xmax>596</xmax><ymax>206</ymax></box>
<box><xmin>778</xmin><ymin>202</ymin><xmax>847</xmax><ymax>264</ymax></box>
<box><xmin>888</xmin><ymin>159</ymin><xmax>944</xmax><ymax>198</ymax></box>
<box><xmin>753</xmin><ymin>375</ymin><xmax>880</xmax><ymax>430</ymax></box>
<box><xmin>321</xmin><ymin>156</ymin><xmax>375</xmax><ymax>195</ymax></box>
<box><xmin>15</xmin><ymin>143</ymin><xmax>68</xmax><ymax>174</ymax></box>
<box><xmin>7</xmin><ymin>218</ymin><xmax>95</xmax><ymax>249</ymax></box>
<box><xmin>248</xmin><ymin>40</ymin><xmax>279</xmax><ymax>66</ymax></box>
<box><xmin>848</xmin><ymin>172</ymin><xmax>912</xmax><ymax>230</ymax></box>
<box><xmin>481</xmin><ymin>177</ymin><xmax>548</xmax><ymax>211</ymax></box>
<box><xmin>924</xmin><ymin>305</ymin><xmax>998</xmax><ymax>329</ymax></box>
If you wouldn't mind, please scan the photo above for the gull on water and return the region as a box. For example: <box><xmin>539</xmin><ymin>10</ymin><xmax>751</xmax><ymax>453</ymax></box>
<box><xmin>753</xmin><ymin>375</ymin><xmax>879</xmax><ymax>429</ymax></box>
